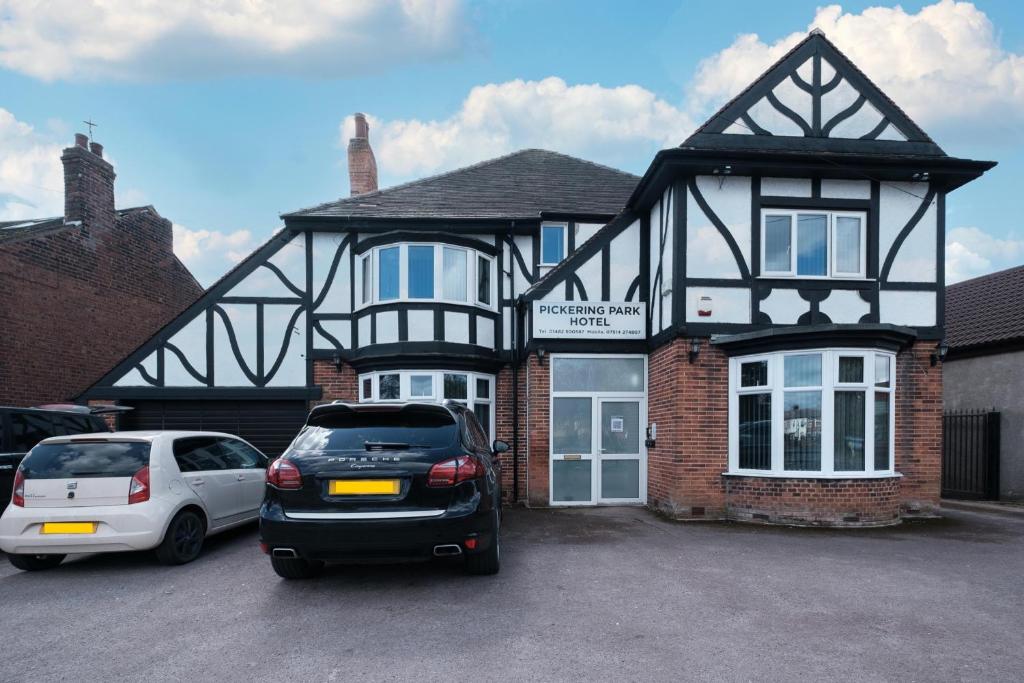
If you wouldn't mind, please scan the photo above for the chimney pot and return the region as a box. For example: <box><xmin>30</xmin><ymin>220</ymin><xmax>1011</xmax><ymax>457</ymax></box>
<box><xmin>75</xmin><ymin>133</ymin><xmax>89</xmax><ymax>148</ymax></box>
<box><xmin>89</xmin><ymin>142</ymin><xmax>104</xmax><ymax>158</ymax></box>
<box><xmin>348</xmin><ymin>112</ymin><xmax>378</xmax><ymax>196</ymax></box>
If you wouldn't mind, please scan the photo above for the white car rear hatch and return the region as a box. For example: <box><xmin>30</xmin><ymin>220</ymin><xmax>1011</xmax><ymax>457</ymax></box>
<box><xmin>20</xmin><ymin>438</ymin><xmax>151</xmax><ymax>508</ymax></box>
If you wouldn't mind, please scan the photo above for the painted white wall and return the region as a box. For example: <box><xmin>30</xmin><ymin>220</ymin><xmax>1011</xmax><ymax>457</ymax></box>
<box><xmin>888</xmin><ymin>200</ymin><xmax>937</xmax><ymax>282</ymax></box>
<box><xmin>685</xmin><ymin>287</ymin><xmax>751</xmax><ymax>323</ymax></box>
<box><xmin>880</xmin><ymin>290</ymin><xmax>936</xmax><ymax>327</ymax></box>
<box><xmin>760</xmin><ymin>288</ymin><xmax>807</xmax><ymax>324</ymax></box>
<box><xmin>821</xmin><ymin>179</ymin><xmax>870</xmax><ymax>199</ymax></box>
<box><xmin>576</xmin><ymin>222</ymin><xmax>603</xmax><ymax>245</ymax></box>
<box><xmin>407</xmin><ymin>309</ymin><xmax>434</xmax><ymax>342</ymax></box>
<box><xmin>444</xmin><ymin>311</ymin><xmax>470</xmax><ymax>344</ymax></box>
<box><xmin>476</xmin><ymin>316</ymin><xmax>495</xmax><ymax>348</ymax></box>
<box><xmin>879</xmin><ymin>182</ymin><xmax>930</xmax><ymax>270</ymax></box>
<box><xmin>762</xmin><ymin>177</ymin><xmax>811</xmax><ymax>197</ymax></box>
<box><xmin>114</xmin><ymin>367</ymin><xmax>147</xmax><ymax>387</ymax></box>
<box><xmin>746</xmin><ymin>95</ymin><xmax>804</xmax><ymax>136</ymax></box>
<box><xmin>609</xmin><ymin>220</ymin><xmax>641</xmax><ymax>301</ymax></box>
<box><xmin>819</xmin><ymin>289</ymin><xmax>870</xmax><ymax>323</ymax></box>
<box><xmin>312</xmin><ymin>234</ymin><xmax>351</xmax><ymax>314</ymax></box>
<box><xmin>213</xmin><ymin>305</ymin><xmax>255</xmax><ymax>386</ymax></box>
<box><xmin>772</xmin><ymin>75</ymin><xmax>812</xmax><ymax>126</ymax></box>
<box><xmin>502</xmin><ymin>308</ymin><xmax>512</xmax><ymax>349</ymax></box>
<box><xmin>686</xmin><ymin>180</ymin><xmax>745</xmax><ymax>279</ymax></box>
<box><xmin>513</xmin><ymin>235</ymin><xmax>533</xmax><ymax>297</ymax></box>
<box><xmin>314</xmin><ymin>319</ymin><xmax>351</xmax><ymax>350</ymax></box>
<box><xmin>263</xmin><ymin>307</ymin><xmax>306</xmax><ymax>387</ymax></box>
<box><xmin>164</xmin><ymin>313</ymin><xmax>206</xmax><ymax>384</ymax></box>
<box><xmin>358</xmin><ymin>315</ymin><xmax>371</xmax><ymax>347</ymax></box>
<box><xmin>375</xmin><ymin>310</ymin><xmax>399</xmax><ymax>344</ymax></box>
<box><xmin>648</xmin><ymin>196</ymin><xmax>663</xmax><ymax>332</ymax></box>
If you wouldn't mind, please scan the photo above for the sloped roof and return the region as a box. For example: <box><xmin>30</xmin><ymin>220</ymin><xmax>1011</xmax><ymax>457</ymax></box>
<box><xmin>946</xmin><ymin>265</ymin><xmax>1024</xmax><ymax>353</ymax></box>
<box><xmin>284</xmin><ymin>149</ymin><xmax>638</xmax><ymax>221</ymax></box>
<box><xmin>0</xmin><ymin>216</ymin><xmax>66</xmax><ymax>243</ymax></box>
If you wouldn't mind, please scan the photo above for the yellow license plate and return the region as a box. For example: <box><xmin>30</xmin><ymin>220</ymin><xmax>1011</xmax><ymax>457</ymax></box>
<box><xmin>329</xmin><ymin>479</ymin><xmax>400</xmax><ymax>496</ymax></box>
<box><xmin>41</xmin><ymin>522</ymin><xmax>97</xmax><ymax>535</ymax></box>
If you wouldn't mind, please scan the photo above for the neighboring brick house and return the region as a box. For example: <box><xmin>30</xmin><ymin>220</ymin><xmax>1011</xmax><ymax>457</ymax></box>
<box><xmin>0</xmin><ymin>134</ymin><xmax>202</xmax><ymax>406</ymax></box>
<box><xmin>944</xmin><ymin>265</ymin><xmax>1024</xmax><ymax>501</ymax></box>
<box><xmin>84</xmin><ymin>33</ymin><xmax>994</xmax><ymax>526</ymax></box>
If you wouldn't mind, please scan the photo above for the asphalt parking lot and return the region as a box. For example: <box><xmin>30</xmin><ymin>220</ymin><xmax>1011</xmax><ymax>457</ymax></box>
<box><xmin>1</xmin><ymin>506</ymin><xmax>1022</xmax><ymax>683</ymax></box>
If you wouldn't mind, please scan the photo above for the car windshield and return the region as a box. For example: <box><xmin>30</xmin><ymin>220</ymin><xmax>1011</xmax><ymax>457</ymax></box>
<box><xmin>293</xmin><ymin>407</ymin><xmax>458</xmax><ymax>452</ymax></box>
<box><xmin>21</xmin><ymin>441</ymin><xmax>151</xmax><ymax>479</ymax></box>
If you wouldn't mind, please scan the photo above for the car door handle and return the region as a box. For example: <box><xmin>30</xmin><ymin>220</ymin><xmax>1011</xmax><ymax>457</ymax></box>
<box><xmin>192</xmin><ymin>478</ymin><xmax>205</xmax><ymax>485</ymax></box>
<box><xmin>236</xmin><ymin>474</ymin><xmax>246</xmax><ymax>481</ymax></box>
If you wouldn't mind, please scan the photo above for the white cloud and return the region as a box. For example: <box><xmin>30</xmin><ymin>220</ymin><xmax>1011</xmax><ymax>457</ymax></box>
<box><xmin>0</xmin><ymin>108</ymin><xmax>64</xmax><ymax>221</ymax></box>
<box><xmin>689</xmin><ymin>1</ymin><xmax>1024</xmax><ymax>131</ymax></box>
<box><xmin>0</xmin><ymin>0</ymin><xmax>466</xmax><ymax>81</ymax></box>
<box><xmin>946</xmin><ymin>226</ymin><xmax>1024</xmax><ymax>283</ymax></box>
<box><xmin>341</xmin><ymin>77</ymin><xmax>696</xmax><ymax>182</ymax></box>
<box><xmin>172</xmin><ymin>223</ymin><xmax>260</xmax><ymax>286</ymax></box>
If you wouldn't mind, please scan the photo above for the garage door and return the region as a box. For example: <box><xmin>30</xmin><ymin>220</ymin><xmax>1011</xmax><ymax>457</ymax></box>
<box><xmin>120</xmin><ymin>400</ymin><xmax>309</xmax><ymax>458</ymax></box>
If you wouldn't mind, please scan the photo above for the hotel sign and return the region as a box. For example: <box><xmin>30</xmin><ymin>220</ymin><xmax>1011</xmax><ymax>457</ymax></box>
<box><xmin>532</xmin><ymin>301</ymin><xmax>646</xmax><ymax>340</ymax></box>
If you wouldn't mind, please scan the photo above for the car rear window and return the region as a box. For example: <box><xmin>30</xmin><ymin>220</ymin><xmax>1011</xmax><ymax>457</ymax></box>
<box><xmin>295</xmin><ymin>407</ymin><xmax>458</xmax><ymax>451</ymax></box>
<box><xmin>21</xmin><ymin>441</ymin><xmax>151</xmax><ymax>479</ymax></box>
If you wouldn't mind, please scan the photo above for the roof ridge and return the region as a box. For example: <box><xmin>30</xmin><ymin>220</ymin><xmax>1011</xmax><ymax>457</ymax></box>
<box><xmin>283</xmin><ymin>148</ymin><xmax>638</xmax><ymax>218</ymax></box>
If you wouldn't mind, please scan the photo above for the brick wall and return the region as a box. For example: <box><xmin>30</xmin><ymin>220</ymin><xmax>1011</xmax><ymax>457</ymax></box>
<box><xmin>494</xmin><ymin>364</ymin><xmax>525</xmax><ymax>503</ymax></box>
<box><xmin>895</xmin><ymin>340</ymin><xmax>943</xmax><ymax>515</ymax></box>
<box><xmin>725</xmin><ymin>476</ymin><xmax>901</xmax><ymax>526</ymax></box>
<box><xmin>647</xmin><ymin>338</ymin><xmax>728</xmax><ymax>519</ymax></box>
<box><xmin>525</xmin><ymin>354</ymin><xmax>550</xmax><ymax>506</ymax></box>
<box><xmin>311</xmin><ymin>359</ymin><xmax>358</xmax><ymax>407</ymax></box>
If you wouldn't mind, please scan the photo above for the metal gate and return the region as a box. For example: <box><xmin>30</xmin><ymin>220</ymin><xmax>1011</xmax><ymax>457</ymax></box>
<box><xmin>942</xmin><ymin>409</ymin><xmax>1000</xmax><ymax>500</ymax></box>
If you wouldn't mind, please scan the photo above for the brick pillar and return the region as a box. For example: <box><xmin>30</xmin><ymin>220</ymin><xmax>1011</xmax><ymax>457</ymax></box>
<box><xmin>525</xmin><ymin>353</ymin><xmax>550</xmax><ymax>506</ymax></box>
<box><xmin>896</xmin><ymin>340</ymin><xmax>943</xmax><ymax>515</ymax></box>
<box><xmin>312</xmin><ymin>359</ymin><xmax>358</xmax><ymax>409</ymax></box>
<box><xmin>646</xmin><ymin>338</ymin><xmax>728</xmax><ymax>519</ymax></box>
<box><xmin>494</xmin><ymin>364</ymin><xmax>527</xmax><ymax>503</ymax></box>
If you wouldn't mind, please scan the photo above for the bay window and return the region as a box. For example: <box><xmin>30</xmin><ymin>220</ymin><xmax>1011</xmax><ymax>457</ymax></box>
<box><xmin>729</xmin><ymin>349</ymin><xmax>895</xmax><ymax>476</ymax></box>
<box><xmin>356</xmin><ymin>242</ymin><xmax>495</xmax><ymax>309</ymax></box>
<box><xmin>761</xmin><ymin>210</ymin><xmax>866</xmax><ymax>279</ymax></box>
<box><xmin>359</xmin><ymin>369</ymin><xmax>495</xmax><ymax>438</ymax></box>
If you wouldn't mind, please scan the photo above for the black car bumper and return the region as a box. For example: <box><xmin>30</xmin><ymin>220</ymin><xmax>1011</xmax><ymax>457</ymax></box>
<box><xmin>259</xmin><ymin>500</ymin><xmax>496</xmax><ymax>562</ymax></box>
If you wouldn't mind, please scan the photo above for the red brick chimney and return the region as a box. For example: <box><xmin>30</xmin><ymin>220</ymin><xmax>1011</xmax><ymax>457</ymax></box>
<box><xmin>61</xmin><ymin>133</ymin><xmax>116</xmax><ymax>232</ymax></box>
<box><xmin>347</xmin><ymin>113</ymin><xmax>378</xmax><ymax>196</ymax></box>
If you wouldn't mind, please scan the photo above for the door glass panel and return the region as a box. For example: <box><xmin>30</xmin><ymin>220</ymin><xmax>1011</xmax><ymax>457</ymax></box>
<box><xmin>796</xmin><ymin>214</ymin><xmax>827</xmax><ymax>276</ymax></box>
<box><xmin>552</xmin><ymin>460</ymin><xmax>591</xmax><ymax>502</ymax></box>
<box><xmin>552</xmin><ymin>397</ymin><xmax>591</xmax><ymax>454</ymax></box>
<box><xmin>834</xmin><ymin>391</ymin><xmax>866</xmax><ymax>470</ymax></box>
<box><xmin>764</xmin><ymin>215</ymin><xmax>791</xmax><ymax>272</ymax></box>
<box><xmin>552</xmin><ymin>357</ymin><xmax>644</xmax><ymax>393</ymax></box>
<box><xmin>601</xmin><ymin>459</ymin><xmax>639</xmax><ymax>499</ymax></box>
<box><xmin>600</xmin><ymin>402</ymin><xmax>639</xmax><ymax>455</ymax></box>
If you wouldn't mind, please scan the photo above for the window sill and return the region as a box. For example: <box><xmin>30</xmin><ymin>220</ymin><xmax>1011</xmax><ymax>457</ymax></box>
<box><xmin>722</xmin><ymin>471</ymin><xmax>902</xmax><ymax>480</ymax></box>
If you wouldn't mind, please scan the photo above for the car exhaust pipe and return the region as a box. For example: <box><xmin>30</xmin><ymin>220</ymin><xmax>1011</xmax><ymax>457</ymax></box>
<box><xmin>272</xmin><ymin>547</ymin><xmax>298</xmax><ymax>559</ymax></box>
<box><xmin>433</xmin><ymin>544</ymin><xmax>463</xmax><ymax>557</ymax></box>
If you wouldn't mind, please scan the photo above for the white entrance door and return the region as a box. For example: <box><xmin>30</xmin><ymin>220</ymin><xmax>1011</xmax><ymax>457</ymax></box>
<box><xmin>548</xmin><ymin>354</ymin><xmax>647</xmax><ymax>506</ymax></box>
<box><xmin>597</xmin><ymin>399</ymin><xmax>643</xmax><ymax>503</ymax></box>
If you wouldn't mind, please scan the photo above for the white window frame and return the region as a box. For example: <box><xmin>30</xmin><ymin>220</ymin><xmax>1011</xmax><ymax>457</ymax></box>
<box><xmin>760</xmin><ymin>210</ymin><xmax>867</xmax><ymax>280</ymax></box>
<box><xmin>727</xmin><ymin>348</ymin><xmax>896</xmax><ymax>478</ymax></box>
<box><xmin>357</xmin><ymin>369</ymin><xmax>495</xmax><ymax>439</ymax></box>
<box><xmin>354</xmin><ymin>242</ymin><xmax>496</xmax><ymax>312</ymax></box>
<box><xmin>540</xmin><ymin>222</ymin><xmax>568</xmax><ymax>266</ymax></box>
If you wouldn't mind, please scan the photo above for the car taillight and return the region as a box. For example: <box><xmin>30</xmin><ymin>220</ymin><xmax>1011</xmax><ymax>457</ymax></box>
<box><xmin>267</xmin><ymin>458</ymin><xmax>302</xmax><ymax>489</ymax></box>
<box><xmin>427</xmin><ymin>456</ymin><xmax>485</xmax><ymax>487</ymax></box>
<box><xmin>12</xmin><ymin>468</ymin><xmax>25</xmax><ymax>507</ymax></box>
<box><xmin>128</xmin><ymin>465</ymin><xmax>150</xmax><ymax>504</ymax></box>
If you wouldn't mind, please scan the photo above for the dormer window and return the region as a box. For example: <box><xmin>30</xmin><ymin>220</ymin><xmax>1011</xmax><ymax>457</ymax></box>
<box><xmin>541</xmin><ymin>222</ymin><xmax>567</xmax><ymax>265</ymax></box>
<box><xmin>761</xmin><ymin>210</ymin><xmax>866</xmax><ymax>279</ymax></box>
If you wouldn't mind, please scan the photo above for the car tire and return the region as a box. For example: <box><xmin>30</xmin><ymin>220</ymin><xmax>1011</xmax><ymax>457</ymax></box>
<box><xmin>465</xmin><ymin>510</ymin><xmax>500</xmax><ymax>576</ymax></box>
<box><xmin>155</xmin><ymin>510</ymin><xmax>206</xmax><ymax>566</ymax></box>
<box><xmin>8</xmin><ymin>553</ymin><xmax>66</xmax><ymax>571</ymax></box>
<box><xmin>270</xmin><ymin>555</ymin><xmax>325</xmax><ymax>580</ymax></box>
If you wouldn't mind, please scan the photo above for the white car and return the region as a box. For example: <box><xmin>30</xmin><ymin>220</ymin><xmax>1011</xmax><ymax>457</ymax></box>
<box><xmin>0</xmin><ymin>431</ymin><xmax>268</xmax><ymax>571</ymax></box>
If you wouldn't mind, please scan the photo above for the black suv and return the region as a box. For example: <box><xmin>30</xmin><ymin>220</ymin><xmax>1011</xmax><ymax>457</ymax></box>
<box><xmin>260</xmin><ymin>401</ymin><xmax>506</xmax><ymax>579</ymax></box>
<box><xmin>0</xmin><ymin>405</ymin><xmax>122</xmax><ymax>511</ymax></box>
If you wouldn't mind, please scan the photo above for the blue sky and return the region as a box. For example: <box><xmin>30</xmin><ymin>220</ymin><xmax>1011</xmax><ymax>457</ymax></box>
<box><xmin>1</xmin><ymin>1</ymin><xmax>1021</xmax><ymax>285</ymax></box>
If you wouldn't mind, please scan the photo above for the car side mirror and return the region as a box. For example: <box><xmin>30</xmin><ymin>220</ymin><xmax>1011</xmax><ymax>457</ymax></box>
<box><xmin>492</xmin><ymin>440</ymin><xmax>510</xmax><ymax>454</ymax></box>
